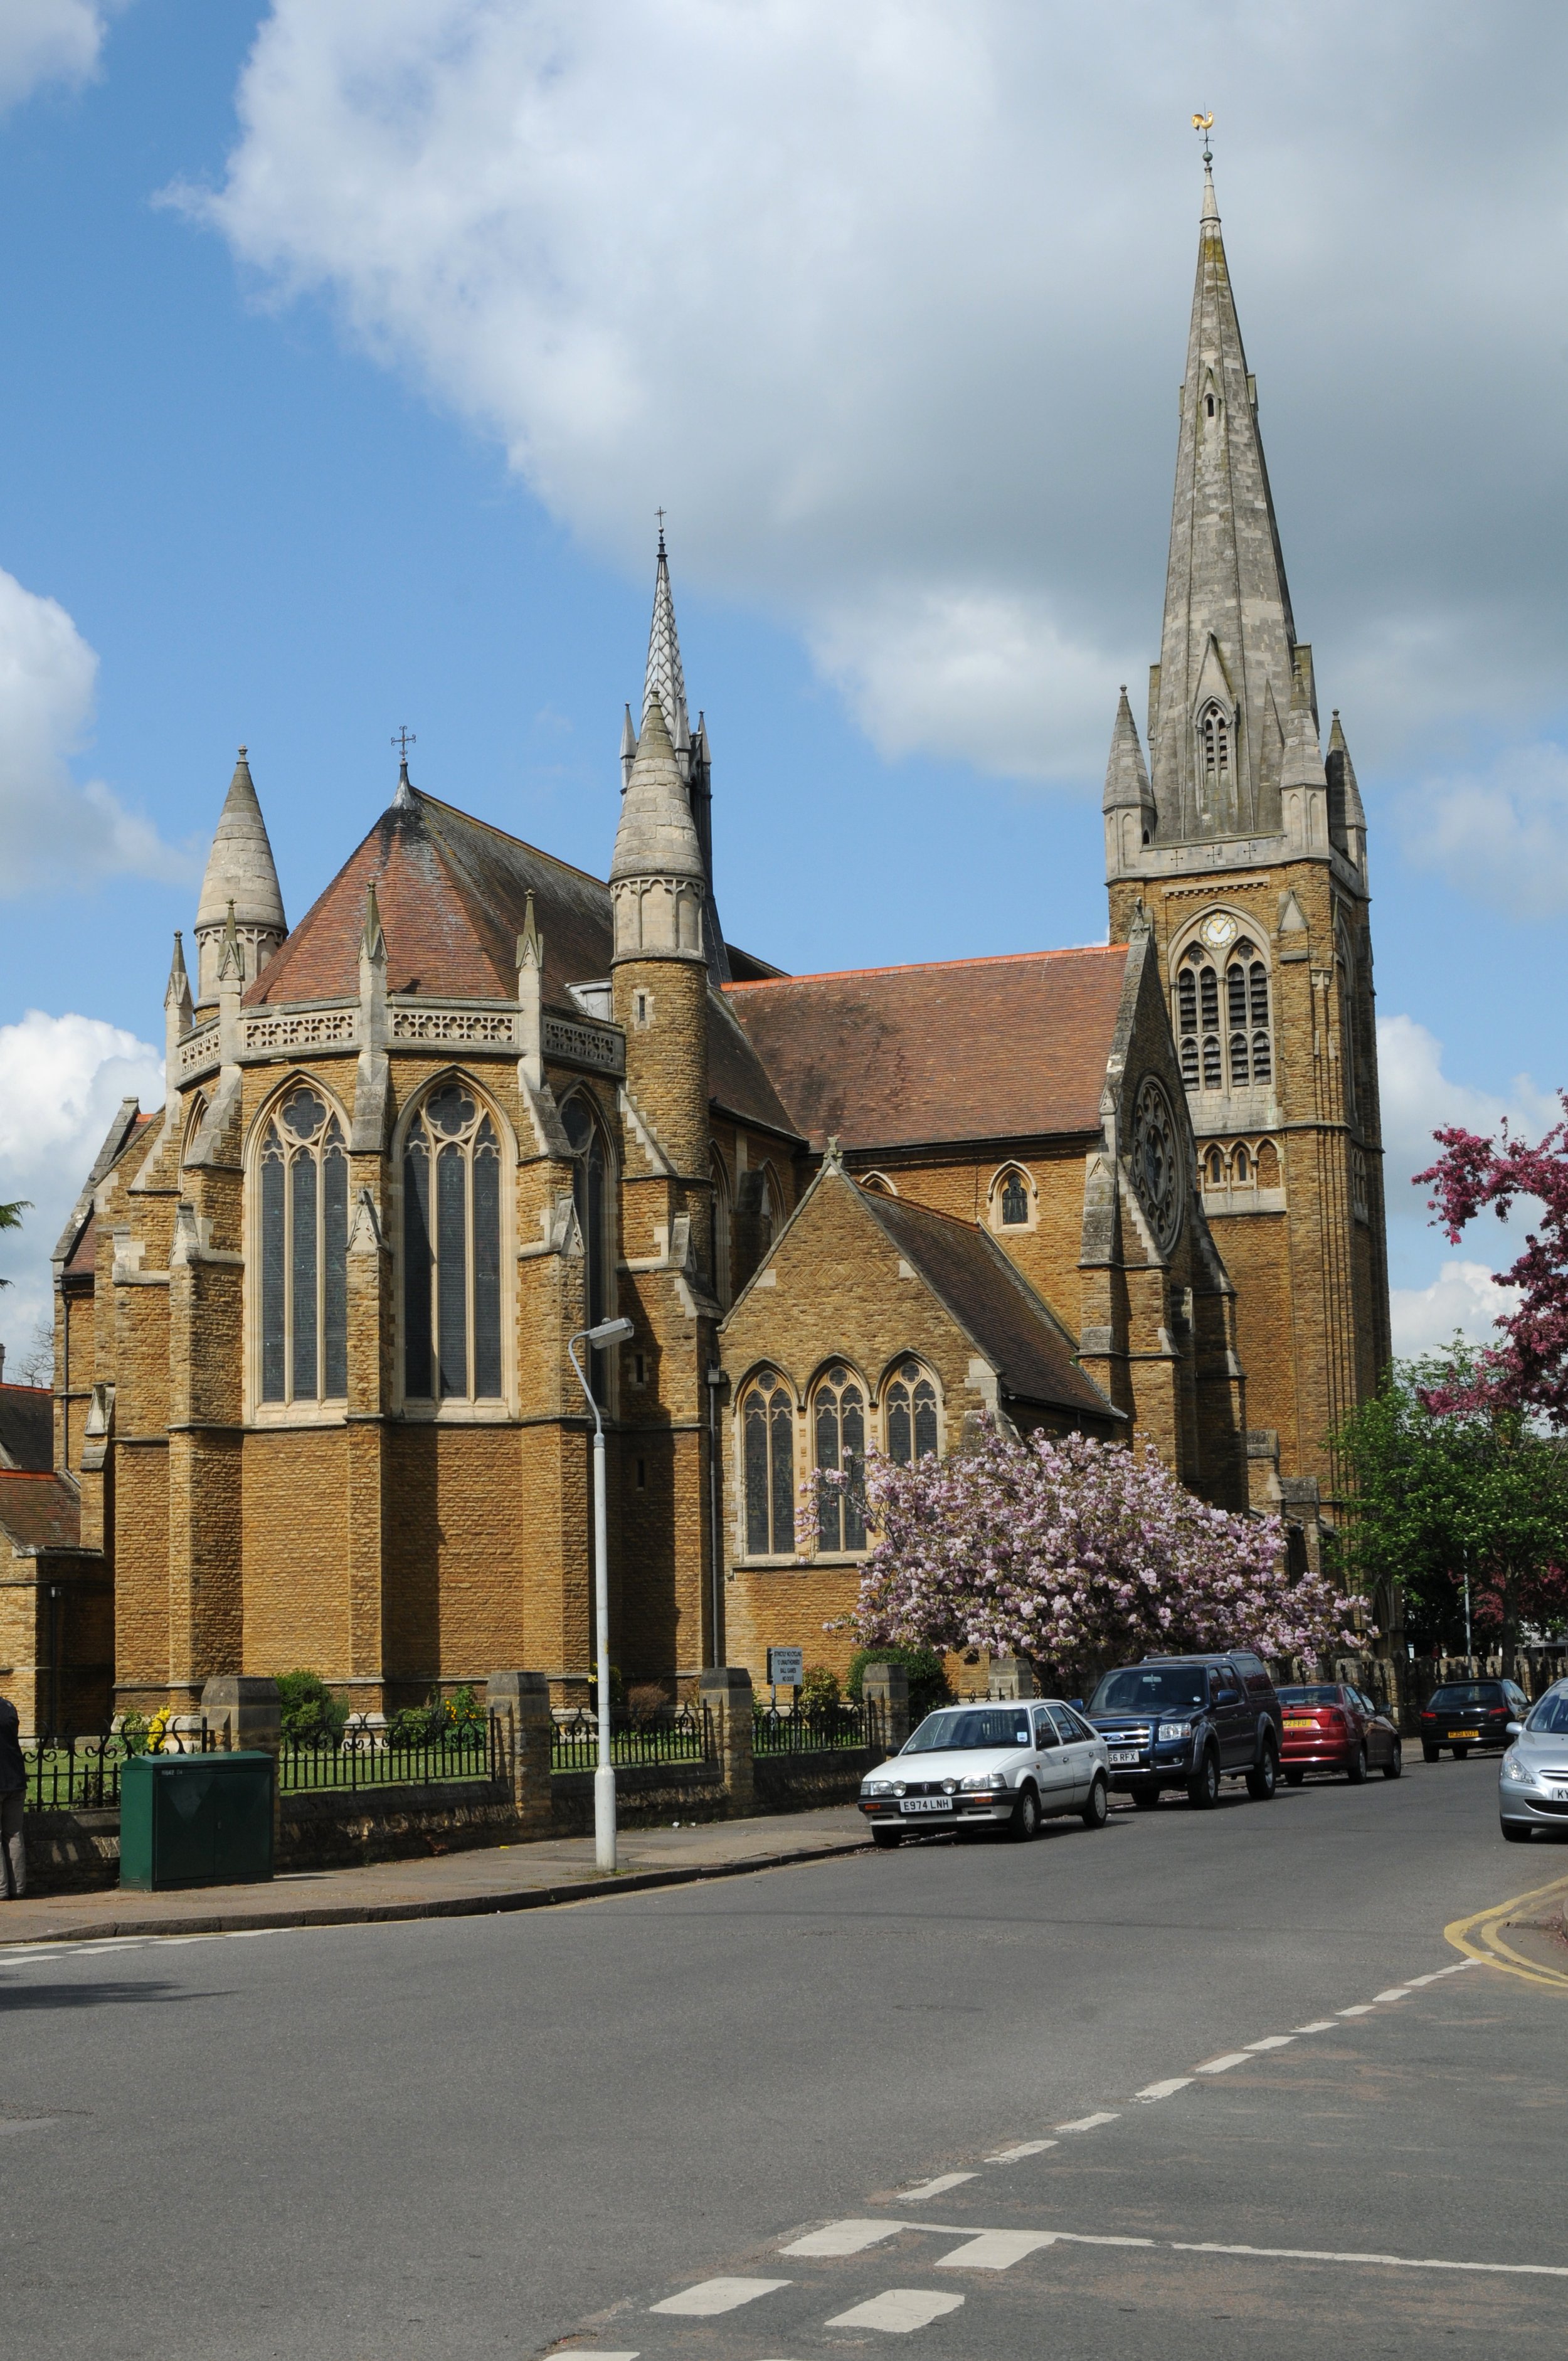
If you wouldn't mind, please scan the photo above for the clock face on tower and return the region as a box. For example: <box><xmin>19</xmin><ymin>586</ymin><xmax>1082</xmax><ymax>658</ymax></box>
<box><xmin>1130</xmin><ymin>1076</ymin><xmax>1183</xmax><ymax>1252</ymax></box>
<box><xmin>1199</xmin><ymin>911</ymin><xmax>1238</xmax><ymax>951</ymax></box>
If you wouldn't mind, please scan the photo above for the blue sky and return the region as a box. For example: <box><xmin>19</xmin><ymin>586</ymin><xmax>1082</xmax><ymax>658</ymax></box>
<box><xmin>1</xmin><ymin>1</ymin><xmax>1565</xmax><ymax>1366</ymax></box>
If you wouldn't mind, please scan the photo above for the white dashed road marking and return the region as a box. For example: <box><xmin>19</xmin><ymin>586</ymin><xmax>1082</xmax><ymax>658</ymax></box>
<box><xmin>1054</xmin><ymin>2111</ymin><xmax>1120</xmax><ymax>2131</ymax></box>
<box><xmin>1134</xmin><ymin>2077</ymin><xmax>1194</xmax><ymax>2101</ymax></box>
<box><xmin>823</xmin><ymin>2289</ymin><xmax>966</xmax><ymax>2332</ymax></box>
<box><xmin>1244</xmin><ymin>2035</ymin><xmax>1295</xmax><ymax>2052</ymax></box>
<box><xmin>783</xmin><ymin>2221</ymin><xmax>903</xmax><ymax>2258</ymax></box>
<box><xmin>1337</xmin><ymin>2003</ymin><xmax>1377</xmax><ymax>2017</ymax></box>
<box><xmin>1293</xmin><ymin>2019</ymin><xmax>1337</xmax><ymax>2032</ymax></box>
<box><xmin>934</xmin><ymin>2230</ymin><xmax>1056</xmax><ymax>2271</ymax></box>
<box><xmin>1195</xmin><ymin>2052</ymin><xmax>1249</xmax><ymax>2073</ymax></box>
<box><xmin>985</xmin><ymin>2138</ymin><xmax>1057</xmax><ymax>2161</ymax></box>
<box><xmin>1370</xmin><ymin>1987</ymin><xmax>1411</xmax><ymax>2003</ymax></box>
<box><xmin>649</xmin><ymin>2278</ymin><xmax>790</xmax><ymax>2316</ymax></box>
<box><xmin>895</xmin><ymin>2173</ymin><xmax>975</xmax><ymax>2202</ymax></box>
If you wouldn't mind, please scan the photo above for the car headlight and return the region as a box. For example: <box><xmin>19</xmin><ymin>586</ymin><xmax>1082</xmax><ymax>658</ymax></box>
<box><xmin>893</xmin><ymin>1781</ymin><xmax>908</xmax><ymax>1796</ymax></box>
<box><xmin>862</xmin><ymin>1779</ymin><xmax>891</xmax><ymax>1795</ymax></box>
<box><xmin>1159</xmin><ymin>1721</ymin><xmax>1194</xmax><ymax>1740</ymax></box>
<box><xmin>960</xmin><ymin>1771</ymin><xmax>1009</xmax><ymax>1792</ymax></box>
<box><xmin>1502</xmin><ymin>1749</ymin><xmax>1535</xmax><ymax>1785</ymax></box>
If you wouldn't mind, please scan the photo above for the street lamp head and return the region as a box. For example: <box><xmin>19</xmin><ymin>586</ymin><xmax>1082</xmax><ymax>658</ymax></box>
<box><xmin>585</xmin><ymin>1315</ymin><xmax>635</xmax><ymax>1349</ymax></box>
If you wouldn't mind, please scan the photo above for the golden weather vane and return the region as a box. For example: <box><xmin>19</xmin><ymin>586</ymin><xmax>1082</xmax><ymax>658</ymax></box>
<box><xmin>1192</xmin><ymin>110</ymin><xmax>1214</xmax><ymax>165</ymax></box>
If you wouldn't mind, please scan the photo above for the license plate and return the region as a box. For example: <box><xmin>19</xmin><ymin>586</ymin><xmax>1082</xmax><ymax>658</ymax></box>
<box><xmin>1110</xmin><ymin>1749</ymin><xmax>1142</xmax><ymax>1766</ymax></box>
<box><xmin>1283</xmin><ymin>1719</ymin><xmax>1314</xmax><ymax>1729</ymax></box>
<box><xmin>1454</xmin><ymin>1730</ymin><xmax>1480</xmax><ymax>1739</ymax></box>
<box><xmin>899</xmin><ymin>1796</ymin><xmax>953</xmax><ymax>1813</ymax></box>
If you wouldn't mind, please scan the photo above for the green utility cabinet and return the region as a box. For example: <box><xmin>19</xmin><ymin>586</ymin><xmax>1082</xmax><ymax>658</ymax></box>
<box><xmin>119</xmin><ymin>1751</ymin><xmax>275</xmax><ymax>1891</ymax></box>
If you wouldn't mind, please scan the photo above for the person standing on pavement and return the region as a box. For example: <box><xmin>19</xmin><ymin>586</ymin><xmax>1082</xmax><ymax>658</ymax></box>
<box><xmin>0</xmin><ymin>1694</ymin><xmax>26</xmax><ymax>1898</ymax></box>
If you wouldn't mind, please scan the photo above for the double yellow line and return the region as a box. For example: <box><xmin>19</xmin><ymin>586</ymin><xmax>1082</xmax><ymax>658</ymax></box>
<box><xmin>1446</xmin><ymin>1872</ymin><xmax>1568</xmax><ymax>1993</ymax></box>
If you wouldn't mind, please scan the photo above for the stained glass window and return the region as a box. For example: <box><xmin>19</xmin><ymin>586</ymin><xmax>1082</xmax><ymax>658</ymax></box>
<box><xmin>742</xmin><ymin>1373</ymin><xmax>795</xmax><ymax>1555</ymax></box>
<box><xmin>886</xmin><ymin>1361</ymin><xmax>938</xmax><ymax>1465</ymax></box>
<box><xmin>257</xmin><ymin>1088</ymin><xmax>348</xmax><ymax>1406</ymax></box>
<box><xmin>402</xmin><ymin>1083</ymin><xmax>504</xmax><ymax>1403</ymax></box>
<box><xmin>813</xmin><ymin>1366</ymin><xmax>867</xmax><ymax>1553</ymax></box>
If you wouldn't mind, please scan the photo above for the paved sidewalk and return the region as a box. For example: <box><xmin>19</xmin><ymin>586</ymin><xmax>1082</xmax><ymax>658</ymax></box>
<box><xmin>0</xmin><ymin>1805</ymin><xmax>872</xmax><ymax>1946</ymax></box>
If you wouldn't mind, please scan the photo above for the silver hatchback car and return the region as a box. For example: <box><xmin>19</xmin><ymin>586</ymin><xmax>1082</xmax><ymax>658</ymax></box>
<box><xmin>859</xmin><ymin>1699</ymin><xmax>1111</xmax><ymax>1849</ymax></box>
<box><xmin>1498</xmin><ymin>1679</ymin><xmax>1568</xmax><ymax>1842</ymax></box>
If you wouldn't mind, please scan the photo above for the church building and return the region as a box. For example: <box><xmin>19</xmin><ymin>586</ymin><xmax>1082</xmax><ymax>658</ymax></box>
<box><xmin>26</xmin><ymin>158</ymin><xmax>1389</xmax><ymax>1729</ymax></box>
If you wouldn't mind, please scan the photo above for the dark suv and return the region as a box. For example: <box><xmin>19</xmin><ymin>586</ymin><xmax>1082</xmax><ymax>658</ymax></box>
<box><xmin>1084</xmin><ymin>1652</ymin><xmax>1283</xmax><ymax>1809</ymax></box>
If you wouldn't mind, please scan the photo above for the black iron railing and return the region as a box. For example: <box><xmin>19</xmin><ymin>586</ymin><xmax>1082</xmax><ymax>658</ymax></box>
<box><xmin>23</xmin><ymin>1719</ymin><xmax>213</xmax><ymax>1813</ymax></box>
<box><xmin>278</xmin><ymin>1716</ymin><xmax>502</xmax><ymax>1793</ymax></box>
<box><xmin>752</xmin><ymin>1699</ymin><xmax>886</xmax><ymax>1756</ymax></box>
<box><xmin>549</xmin><ymin>1704</ymin><xmax>713</xmax><ymax>1773</ymax></box>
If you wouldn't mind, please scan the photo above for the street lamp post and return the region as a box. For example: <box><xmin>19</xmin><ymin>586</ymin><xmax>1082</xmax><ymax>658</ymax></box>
<box><xmin>567</xmin><ymin>1314</ymin><xmax>636</xmax><ymax>1872</ymax></box>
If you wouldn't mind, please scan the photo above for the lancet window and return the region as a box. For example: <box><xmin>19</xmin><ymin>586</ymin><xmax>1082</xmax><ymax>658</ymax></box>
<box><xmin>998</xmin><ymin>1169</ymin><xmax>1029</xmax><ymax>1226</ymax></box>
<box><xmin>884</xmin><ymin>1362</ymin><xmax>939</xmax><ymax>1466</ymax></box>
<box><xmin>1198</xmin><ymin>701</ymin><xmax>1231</xmax><ymax>807</ymax></box>
<box><xmin>403</xmin><ymin>1081</ymin><xmax>504</xmax><ymax>1404</ymax></box>
<box><xmin>258</xmin><ymin>1085</ymin><xmax>348</xmax><ymax>1405</ymax></box>
<box><xmin>813</xmin><ymin>1366</ymin><xmax>867</xmax><ymax>1554</ymax></box>
<box><xmin>1177</xmin><ymin>931</ymin><xmax>1273</xmax><ymax>1096</ymax></box>
<box><xmin>742</xmin><ymin>1370</ymin><xmax>796</xmax><ymax>1556</ymax></box>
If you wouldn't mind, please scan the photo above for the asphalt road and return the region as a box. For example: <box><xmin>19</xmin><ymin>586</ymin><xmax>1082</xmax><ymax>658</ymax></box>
<box><xmin>3</xmin><ymin>1753</ymin><xmax>1564</xmax><ymax>2359</ymax></box>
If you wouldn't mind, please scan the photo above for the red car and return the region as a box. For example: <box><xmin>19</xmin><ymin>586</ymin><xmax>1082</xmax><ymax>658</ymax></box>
<box><xmin>1278</xmin><ymin>1684</ymin><xmax>1402</xmax><ymax>1785</ymax></box>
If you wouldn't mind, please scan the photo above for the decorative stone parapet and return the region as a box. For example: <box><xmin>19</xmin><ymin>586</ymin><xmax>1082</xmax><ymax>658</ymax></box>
<box><xmin>484</xmin><ymin>1670</ymin><xmax>554</xmax><ymax>1837</ymax></box>
<box><xmin>699</xmin><ymin>1666</ymin><xmax>755</xmax><ymax>1816</ymax></box>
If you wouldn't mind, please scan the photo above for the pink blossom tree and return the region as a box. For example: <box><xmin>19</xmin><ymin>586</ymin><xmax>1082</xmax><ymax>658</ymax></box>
<box><xmin>1416</xmin><ymin>1101</ymin><xmax>1568</xmax><ymax>1424</ymax></box>
<box><xmin>822</xmin><ymin>1423</ymin><xmax>1359</xmax><ymax>1676</ymax></box>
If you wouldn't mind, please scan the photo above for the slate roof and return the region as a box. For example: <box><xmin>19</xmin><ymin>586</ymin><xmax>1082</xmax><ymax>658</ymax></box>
<box><xmin>244</xmin><ymin>785</ymin><xmax>800</xmax><ymax>1139</ymax></box>
<box><xmin>0</xmin><ymin>1385</ymin><xmax>52</xmax><ymax>1472</ymax></box>
<box><xmin>0</xmin><ymin>1472</ymin><xmax>80</xmax><ymax>1552</ymax></box>
<box><xmin>723</xmin><ymin>947</ymin><xmax>1128</xmax><ymax>1151</ymax></box>
<box><xmin>856</xmin><ymin>1187</ymin><xmax>1121</xmax><ymax>1424</ymax></box>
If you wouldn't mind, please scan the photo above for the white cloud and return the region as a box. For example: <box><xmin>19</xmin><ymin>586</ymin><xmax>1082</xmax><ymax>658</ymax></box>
<box><xmin>0</xmin><ymin>1009</ymin><xmax>164</xmax><ymax>1339</ymax></box>
<box><xmin>0</xmin><ymin>563</ymin><xmax>193</xmax><ymax>893</ymax></box>
<box><xmin>184</xmin><ymin>2</ymin><xmax>1568</xmax><ymax>797</ymax></box>
<box><xmin>1399</xmin><ymin>741</ymin><xmax>1568</xmax><ymax>918</ymax></box>
<box><xmin>1390</xmin><ymin>1260</ymin><xmax>1520</xmax><ymax>1362</ymax></box>
<box><xmin>0</xmin><ymin>1</ymin><xmax>125</xmax><ymax>113</ymax></box>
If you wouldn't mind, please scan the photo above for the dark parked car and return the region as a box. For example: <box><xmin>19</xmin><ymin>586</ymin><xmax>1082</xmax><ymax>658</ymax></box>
<box><xmin>1278</xmin><ymin>1682</ymin><xmax>1402</xmax><ymax>1783</ymax></box>
<box><xmin>1419</xmin><ymin>1679</ymin><xmax>1528</xmax><ymax>1761</ymax></box>
<box><xmin>1085</xmin><ymin>1652</ymin><xmax>1283</xmax><ymax>1809</ymax></box>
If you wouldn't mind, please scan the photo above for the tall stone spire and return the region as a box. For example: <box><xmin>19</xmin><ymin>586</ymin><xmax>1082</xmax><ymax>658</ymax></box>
<box><xmin>642</xmin><ymin>528</ymin><xmax>690</xmax><ymax>747</ymax></box>
<box><xmin>625</xmin><ymin>531</ymin><xmax>730</xmax><ymax>982</ymax></box>
<box><xmin>1147</xmin><ymin>157</ymin><xmax>1298</xmax><ymax>843</ymax></box>
<box><xmin>193</xmin><ymin>748</ymin><xmax>287</xmax><ymax>1004</ymax></box>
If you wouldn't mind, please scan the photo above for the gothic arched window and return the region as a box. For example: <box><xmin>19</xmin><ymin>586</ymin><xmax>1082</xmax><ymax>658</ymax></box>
<box><xmin>885</xmin><ymin>1361</ymin><xmax>940</xmax><ymax>1465</ymax></box>
<box><xmin>561</xmin><ymin>1093</ymin><xmax>613</xmax><ymax>1400</ymax></box>
<box><xmin>1179</xmin><ymin>933</ymin><xmax>1273</xmax><ymax>1095</ymax></box>
<box><xmin>1233</xmin><ymin>1144</ymin><xmax>1251</xmax><ymax>1184</ymax></box>
<box><xmin>741</xmin><ymin>1371</ymin><xmax>795</xmax><ymax>1556</ymax></box>
<box><xmin>1198</xmin><ymin>701</ymin><xmax>1231</xmax><ymax>805</ymax></box>
<box><xmin>813</xmin><ymin>1366</ymin><xmax>867</xmax><ymax>1553</ymax></box>
<box><xmin>1205</xmin><ymin>1144</ymin><xmax>1224</xmax><ymax>1187</ymax></box>
<box><xmin>403</xmin><ymin>1081</ymin><xmax>504</xmax><ymax>1403</ymax></box>
<box><xmin>258</xmin><ymin>1085</ymin><xmax>348</xmax><ymax>1405</ymax></box>
<box><xmin>999</xmin><ymin>1169</ymin><xmax>1029</xmax><ymax>1226</ymax></box>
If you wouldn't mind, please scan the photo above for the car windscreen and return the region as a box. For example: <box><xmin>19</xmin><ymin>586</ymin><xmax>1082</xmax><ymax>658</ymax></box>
<box><xmin>1278</xmin><ymin>1685</ymin><xmax>1341</xmax><ymax>1706</ymax></box>
<box><xmin>1088</xmin><ymin>1667</ymin><xmax>1209</xmax><ymax>1714</ymax></box>
<box><xmin>904</xmin><ymin>1709</ymin><xmax>1033</xmax><ymax>1753</ymax></box>
<box><xmin>1428</xmin><ymin>1684</ymin><xmax>1503</xmax><ymax>1708</ymax></box>
<box><xmin>1525</xmin><ymin>1687</ymin><xmax>1568</xmax><ymax>1736</ymax></box>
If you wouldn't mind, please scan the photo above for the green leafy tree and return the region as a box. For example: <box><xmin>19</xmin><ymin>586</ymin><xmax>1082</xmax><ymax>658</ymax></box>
<box><xmin>1333</xmin><ymin>1346</ymin><xmax>1568</xmax><ymax>1660</ymax></box>
<box><xmin>0</xmin><ymin>1199</ymin><xmax>29</xmax><ymax>1292</ymax></box>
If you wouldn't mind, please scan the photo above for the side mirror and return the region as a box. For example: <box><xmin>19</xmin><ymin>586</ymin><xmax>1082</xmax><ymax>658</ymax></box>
<box><xmin>1506</xmin><ymin>1721</ymin><xmax>1523</xmax><ymax>1738</ymax></box>
<box><xmin>1069</xmin><ymin>1699</ymin><xmax>1084</xmax><ymax>1711</ymax></box>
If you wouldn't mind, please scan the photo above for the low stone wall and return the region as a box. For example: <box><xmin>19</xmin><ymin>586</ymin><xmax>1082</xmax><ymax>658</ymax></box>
<box><xmin>549</xmin><ymin>1761</ymin><xmax>727</xmax><ymax>1834</ymax></box>
<box><xmin>279</xmin><ymin>1781</ymin><xmax>517</xmax><ymax>1870</ymax></box>
<box><xmin>21</xmin><ymin>1807</ymin><xmax>120</xmax><ymax>1894</ymax></box>
<box><xmin>755</xmin><ymin>1748</ymin><xmax>879</xmax><ymax>1813</ymax></box>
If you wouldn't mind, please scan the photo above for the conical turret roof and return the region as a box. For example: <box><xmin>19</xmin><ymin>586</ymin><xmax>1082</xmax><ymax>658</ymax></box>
<box><xmin>1103</xmin><ymin>687</ymin><xmax>1156</xmax><ymax>814</ymax></box>
<box><xmin>196</xmin><ymin>749</ymin><xmax>287</xmax><ymax>934</ymax></box>
<box><xmin>610</xmin><ymin>696</ymin><xmax>705</xmax><ymax>886</ymax></box>
<box><xmin>642</xmin><ymin>533</ymin><xmax>690</xmax><ymax>746</ymax></box>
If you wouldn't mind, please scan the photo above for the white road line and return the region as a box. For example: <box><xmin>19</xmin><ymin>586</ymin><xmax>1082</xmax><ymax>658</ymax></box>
<box><xmin>985</xmin><ymin>2139</ymin><xmax>1057</xmax><ymax>2162</ymax></box>
<box><xmin>1244</xmin><ymin>2035</ymin><xmax>1295</xmax><ymax>2052</ymax></box>
<box><xmin>1134</xmin><ymin>2077</ymin><xmax>1194</xmax><ymax>2101</ymax></box>
<box><xmin>649</xmin><ymin>2278</ymin><xmax>790</xmax><ymax>2316</ymax></box>
<box><xmin>824</xmin><ymin>2289</ymin><xmax>965</xmax><ymax>2332</ymax></box>
<box><xmin>1370</xmin><ymin>1987</ymin><xmax>1411</xmax><ymax>2003</ymax></box>
<box><xmin>895</xmin><ymin>2173</ymin><xmax>975</xmax><ymax>2202</ymax></box>
<box><xmin>1194</xmin><ymin>2053</ymin><xmax>1249</xmax><ymax>2074</ymax></box>
<box><xmin>1337</xmin><ymin>2003</ymin><xmax>1377</xmax><ymax>2017</ymax></box>
<box><xmin>1293</xmin><ymin>2019</ymin><xmax>1337</xmax><ymax>2032</ymax></box>
<box><xmin>783</xmin><ymin>2221</ymin><xmax>903</xmax><ymax>2258</ymax></box>
<box><xmin>1406</xmin><ymin>1961</ymin><xmax>1476</xmax><ymax>1985</ymax></box>
<box><xmin>1169</xmin><ymin>2239</ymin><xmax>1568</xmax><ymax>2279</ymax></box>
<box><xmin>1054</xmin><ymin>2111</ymin><xmax>1120</xmax><ymax>2132</ymax></box>
<box><xmin>935</xmin><ymin>2231</ymin><xmax>1057</xmax><ymax>2271</ymax></box>
<box><xmin>555</xmin><ymin>2350</ymin><xmax>640</xmax><ymax>2358</ymax></box>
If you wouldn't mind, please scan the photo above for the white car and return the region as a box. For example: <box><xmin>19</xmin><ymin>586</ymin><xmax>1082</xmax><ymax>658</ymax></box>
<box><xmin>859</xmin><ymin>1699</ymin><xmax>1111</xmax><ymax>1849</ymax></box>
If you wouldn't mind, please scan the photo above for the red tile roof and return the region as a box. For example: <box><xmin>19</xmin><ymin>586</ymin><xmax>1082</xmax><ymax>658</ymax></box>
<box><xmin>724</xmin><ymin>947</ymin><xmax>1128</xmax><ymax>1151</ymax></box>
<box><xmin>0</xmin><ymin>1472</ymin><xmax>80</xmax><ymax>1552</ymax></box>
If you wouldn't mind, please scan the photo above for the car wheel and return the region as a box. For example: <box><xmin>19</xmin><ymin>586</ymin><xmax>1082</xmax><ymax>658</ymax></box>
<box><xmin>1186</xmin><ymin>1748</ymin><xmax>1221</xmax><ymax>1810</ymax></box>
<box><xmin>1009</xmin><ymin>1783</ymin><xmax>1041</xmax><ymax>1842</ymax></box>
<box><xmin>1501</xmin><ymin>1819</ymin><xmax>1534</xmax><ymax>1842</ymax></box>
<box><xmin>1422</xmin><ymin>1742</ymin><xmax>1440</xmax><ymax>1762</ymax></box>
<box><xmin>1453</xmin><ymin>1745</ymin><xmax>1470</xmax><ymax>1760</ymax></box>
<box><xmin>1284</xmin><ymin>1766</ymin><xmax>1305</xmax><ymax>1786</ymax></box>
<box><xmin>871</xmin><ymin>1827</ymin><xmax>903</xmax><ymax>1850</ymax></box>
<box><xmin>1080</xmin><ymin>1773</ymin><xmax>1109</xmax><ymax>1830</ymax></box>
<box><xmin>1130</xmin><ymin>1785</ymin><xmax>1160</xmax><ymax>1810</ymax></box>
<box><xmin>1382</xmin><ymin>1741</ymin><xmax>1403</xmax><ymax>1781</ymax></box>
<box><xmin>1347</xmin><ymin>1743</ymin><xmax>1369</xmax><ymax>1786</ymax></box>
<box><xmin>1246</xmin><ymin>1741</ymin><xmax>1278</xmax><ymax>1801</ymax></box>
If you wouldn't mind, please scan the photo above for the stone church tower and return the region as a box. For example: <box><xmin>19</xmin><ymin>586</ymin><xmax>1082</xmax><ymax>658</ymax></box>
<box><xmin>1104</xmin><ymin>151</ymin><xmax>1392</xmax><ymax>1547</ymax></box>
